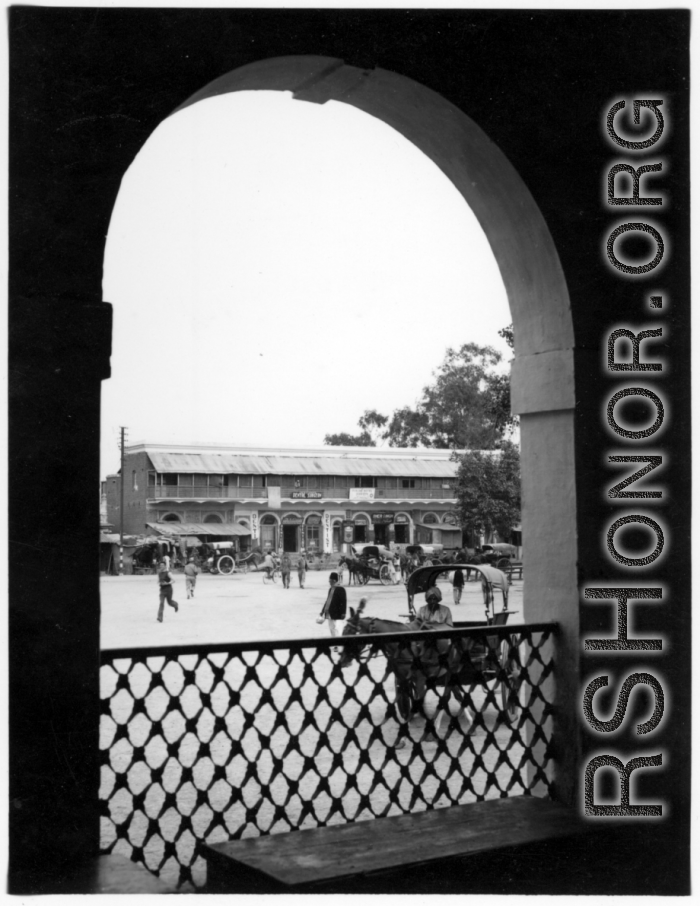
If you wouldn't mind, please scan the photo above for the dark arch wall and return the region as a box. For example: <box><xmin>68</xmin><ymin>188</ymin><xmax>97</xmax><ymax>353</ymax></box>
<box><xmin>9</xmin><ymin>8</ymin><xmax>689</xmax><ymax>894</ymax></box>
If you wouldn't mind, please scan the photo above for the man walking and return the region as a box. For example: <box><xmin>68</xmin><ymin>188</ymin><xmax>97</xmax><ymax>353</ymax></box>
<box><xmin>452</xmin><ymin>567</ymin><xmax>464</xmax><ymax>605</ymax></box>
<box><xmin>297</xmin><ymin>549</ymin><xmax>308</xmax><ymax>588</ymax></box>
<box><xmin>317</xmin><ymin>571</ymin><xmax>347</xmax><ymax>637</ymax></box>
<box><xmin>281</xmin><ymin>553</ymin><xmax>292</xmax><ymax>589</ymax></box>
<box><xmin>157</xmin><ymin>560</ymin><xmax>179</xmax><ymax>623</ymax></box>
<box><xmin>184</xmin><ymin>556</ymin><xmax>199</xmax><ymax>599</ymax></box>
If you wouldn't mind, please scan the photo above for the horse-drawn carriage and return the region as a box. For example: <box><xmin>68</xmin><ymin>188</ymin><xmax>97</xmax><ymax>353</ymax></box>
<box><xmin>340</xmin><ymin>544</ymin><xmax>396</xmax><ymax>586</ymax></box>
<box><xmin>340</xmin><ymin>562</ymin><xmax>521</xmax><ymax>733</ymax></box>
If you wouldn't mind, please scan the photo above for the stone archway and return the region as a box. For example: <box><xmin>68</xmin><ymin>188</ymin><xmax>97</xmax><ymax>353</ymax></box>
<box><xmin>170</xmin><ymin>56</ymin><xmax>579</xmax><ymax>800</ymax></box>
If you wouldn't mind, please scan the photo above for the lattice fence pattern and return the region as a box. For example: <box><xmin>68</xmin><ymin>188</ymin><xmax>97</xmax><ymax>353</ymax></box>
<box><xmin>100</xmin><ymin>623</ymin><xmax>556</xmax><ymax>888</ymax></box>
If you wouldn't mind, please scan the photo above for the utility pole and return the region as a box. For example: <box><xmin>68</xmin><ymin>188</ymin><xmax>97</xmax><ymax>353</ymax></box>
<box><xmin>119</xmin><ymin>427</ymin><xmax>127</xmax><ymax>575</ymax></box>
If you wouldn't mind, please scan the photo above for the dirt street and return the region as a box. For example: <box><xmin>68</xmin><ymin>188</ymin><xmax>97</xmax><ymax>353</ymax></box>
<box><xmin>100</xmin><ymin>569</ymin><xmax>523</xmax><ymax>649</ymax></box>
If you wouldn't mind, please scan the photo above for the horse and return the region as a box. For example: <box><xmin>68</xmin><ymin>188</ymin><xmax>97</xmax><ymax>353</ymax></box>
<box><xmin>398</xmin><ymin>554</ymin><xmax>419</xmax><ymax>583</ymax></box>
<box><xmin>338</xmin><ymin>555</ymin><xmax>369</xmax><ymax>586</ymax></box>
<box><xmin>238</xmin><ymin>550</ymin><xmax>264</xmax><ymax>571</ymax></box>
<box><xmin>339</xmin><ymin>599</ymin><xmax>480</xmax><ymax>743</ymax></box>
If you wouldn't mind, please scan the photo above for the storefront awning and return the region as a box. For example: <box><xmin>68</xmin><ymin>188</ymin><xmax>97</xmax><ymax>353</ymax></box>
<box><xmin>145</xmin><ymin>449</ymin><xmax>457</xmax><ymax>479</ymax></box>
<box><xmin>147</xmin><ymin>522</ymin><xmax>251</xmax><ymax>537</ymax></box>
<box><xmin>415</xmin><ymin>522</ymin><xmax>462</xmax><ymax>533</ymax></box>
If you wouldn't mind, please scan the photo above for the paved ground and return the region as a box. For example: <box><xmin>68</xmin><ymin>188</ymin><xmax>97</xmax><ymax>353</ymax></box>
<box><xmin>100</xmin><ymin>569</ymin><xmax>523</xmax><ymax>648</ymax></box>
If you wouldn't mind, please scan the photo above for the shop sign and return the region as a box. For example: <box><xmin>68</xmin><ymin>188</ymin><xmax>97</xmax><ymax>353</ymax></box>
<box><xmin>250</xmin><ymin>511</ymin><xmax>259</xmax><ymax>539</ymax></box>
<box><xmin>324</xmin><ymin>513</ymin><xmax>332</xmax><ymax>551</ymax></box>
<box><xmin>342</xmin><ymin>519</ymin><xmax>354</xmax><ymax>543</ymax></box>
<box><xmin>291</xmin><ymin>491</ymin><xmax>323</xmax><ymax>499</ymax></box>
<box><xmin>443</xmin><ymin>513</ymin><xmax>458</xmax><ymax>525</ymax></box>
<box><xmin>281</xmin><ymin>513</ymin><xmax>302</xmax><ymax>524</ymax></box>
<box><xmin>371</xmin><ymin>512</ymin><xmax>394</xmax><ymax>525</ymax></box>
<box><xmin>395</xmin><ymin>514</ymin><xmax>409</xmax><ymax>524</ymax></box>
<box><xmin>306</xmin><ymin>515</ymin><xmax>322</xmax><ymax>525</ymax></box>
<box><xmin>350</xmin><ymin>488</ymin><xmax>375</xmax><ymax>501</ymax></box>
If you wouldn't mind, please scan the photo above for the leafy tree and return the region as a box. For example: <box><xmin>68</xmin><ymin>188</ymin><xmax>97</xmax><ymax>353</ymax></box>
<box><xmin>324</xmin><ymin>409</ymin><xmax>388</xmax><ymax>447</ymax></box>
<box><xmin>453</xmin><ymin>441</ymin><xmax>521</xmax><ymax>540</ymax></box>
<box><xmin>324</xmin><ymin>329</ymin><xmax>517</xmax><ymax>450</ymax></box>
<box><xmin>323</xmin><ymin>430</ymin><xmax>375</xmax><ymax>447</ymax></box>
<box><xmin>385</xmin><ymin>342</ymin><xmax>509</xmax><ymax>449</ymax></box>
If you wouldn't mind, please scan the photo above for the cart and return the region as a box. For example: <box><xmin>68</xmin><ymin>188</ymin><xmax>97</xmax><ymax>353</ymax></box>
<box><xmin>404</xmin><ymin>562</ymin><xmax>521</xmax><ymax>720</ymax></box>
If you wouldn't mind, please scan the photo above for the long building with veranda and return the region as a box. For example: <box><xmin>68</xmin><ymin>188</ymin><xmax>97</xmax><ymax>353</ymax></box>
<box><xmin>104</xmin><ymin>442</ymin><xmax>464</xmax><ymax>554</ymax></box>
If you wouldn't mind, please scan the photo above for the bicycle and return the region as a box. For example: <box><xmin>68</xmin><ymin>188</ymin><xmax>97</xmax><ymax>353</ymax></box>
<box><xmin>262</xmin><ymin>567</ymin><xmax>280</xmax><ymax>584</ymax></box>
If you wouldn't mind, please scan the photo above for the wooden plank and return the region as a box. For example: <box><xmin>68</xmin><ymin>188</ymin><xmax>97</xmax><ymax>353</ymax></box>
<box><xmin>205</xmin><ymin>797</ymin><xmax>588</xmax><ymax>889</ymax></box>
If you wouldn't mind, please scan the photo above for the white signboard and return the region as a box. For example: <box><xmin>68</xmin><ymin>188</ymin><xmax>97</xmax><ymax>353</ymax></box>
<box><xmin>349</xmin><ymin>488</ymin><xmax>375</xmax><ymax>501</ymax></box>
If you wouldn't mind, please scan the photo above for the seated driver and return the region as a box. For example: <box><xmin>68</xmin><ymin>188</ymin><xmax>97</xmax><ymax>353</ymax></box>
<box><xmin>416</xmin><ymin>585</ymin><xmax>453</xmax><ymax>626</ymax></box>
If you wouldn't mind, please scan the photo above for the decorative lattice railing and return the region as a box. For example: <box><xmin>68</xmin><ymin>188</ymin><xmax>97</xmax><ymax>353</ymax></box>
<box><xmin>100</xmin><ymin>622</ymin><xmax>556</xmax><ymax>889</ymax></box>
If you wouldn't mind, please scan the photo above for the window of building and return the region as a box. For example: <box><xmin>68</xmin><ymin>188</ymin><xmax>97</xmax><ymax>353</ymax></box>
<box><xmin>306</xmin><ymin>524</ymin><xmax>321</xmax><ymax>551</ymax></box>
<box><xmin>148</xmin><ymin>471</ymin><xmax>156</xmax><ymax>487</ymax></box>
<box><xmin>178</xmin><ymin>474</ymin><xmax>194</xmax><ymax>486</ymax></box>
<box><xmin>208</xmin><ymin>475</ymin><xmax>228</xmax><ymax>487</ymax></box>
<box><xmin>132</xmin><ymin>470</ymin><xmax>138</xmax><ymax>491</ymax></box>
<box><xmin>354</xmin><ymin>516</ymin><xmax>369</xmax><ymax>543</ymax></box>
<box><xmin>251</xmin><ymin>475</ymin><xmax>265</xmax><ymax>488</ymax></box>
<box><xmin>162</xmin><ymin>513</ymin><xmax>181</xmax><ymax>522</ymax></box>
<box><xmin>394</xmin><ymin>523</ymin><xmax>410</xmax><ymax>544</ymax></box>
<box><xmin>267</xmin><ymin>475</ymin><xmax>281</xmax><ymax>487</ymax></box>
<box><xmin>192</xmin><ymin>473</ymin><xmax>208</xmax><ymax>487</ymax></box>
<box><xmin>260</xmin><ymin>514</ymin><xmax>278</xmax><ymax>551</ymax></box>
<box><xmin>401</xmin><ymin>479</ymin><xmax>416</xmax><ymax>489</ymax></box>
<box><xmin>203</xmin><ymin>514</ymin><xmax>223</xmax><ymax>523</ymax></box>
<box><xmin>354</xmin><ymin>476</ymin><xmax>375</xmax><ymax>488</ymax></box>
<box><xmin>238</xmin><ymin>475</ymin><xmax>252</xmax><ymax>487</ymax></box>
<box><xmin>423</xmin><ymin>513</ymin><xmax>439</xmax><ymax>524</ymax></box>
<box><xmin>162</xmin><ymin>473</ymin><xmax>177</xmax><ymax>487</ymax></box>
<box><xmin>377</xmin><ymin>477</ymin><xmax>397</xmax><ymax>489</ymax></box>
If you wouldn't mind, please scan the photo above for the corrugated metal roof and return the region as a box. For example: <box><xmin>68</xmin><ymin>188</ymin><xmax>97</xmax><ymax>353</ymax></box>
<box><xmin>146</xmin><ymin>450</ymin><xmax>457</xmax><ymax>478</ymax></box>
<box><xmin>147</xmin><ymin>522</ymin><xmax>251</xmax><ymax>537</ymax></box>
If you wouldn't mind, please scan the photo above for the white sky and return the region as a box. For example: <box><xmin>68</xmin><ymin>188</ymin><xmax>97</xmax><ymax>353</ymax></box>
<box><xmin>101</xmin><ymin>91</ymin><xmax>510</xmax><ymax>476</ymax></box>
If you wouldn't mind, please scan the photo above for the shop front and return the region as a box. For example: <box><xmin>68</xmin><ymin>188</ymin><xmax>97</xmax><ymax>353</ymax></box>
<box><xmin>281</xmin><ymin>513</ymin><xmax>302</xmax><ymax>553</ymax></box>
<box><xmin>303</xmin><ymin>513</ymin><xmax>322</xmax><ymax>555</ymax></box>
<box><xmin>393</xmin><ymin>513</ymin><xmax>411</xmax><ymax>545</ymax></box>
<box><xmin>260</xmin><ymin>513</ymin><xmax>278</xmax><ymax>552</ymax></box>
<box><xmin>371</xmin><ymin>511</ymin><xmax>394</xmax><ymax>546</ymax></box>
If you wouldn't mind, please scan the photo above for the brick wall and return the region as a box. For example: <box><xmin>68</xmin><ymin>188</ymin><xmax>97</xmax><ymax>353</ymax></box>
<box><xmin>104</xmin><ymin>451</ymin><xmax>153</xmax><ymax>535</ymax></box>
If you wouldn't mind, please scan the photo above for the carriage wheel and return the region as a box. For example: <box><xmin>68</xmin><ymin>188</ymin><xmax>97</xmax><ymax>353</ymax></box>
<box><xmin>218</xmin><ymin>555</ymin><xmax>235</xmax><ymax>576</ymax></box>
<box><xmin>395</xmin><ymin>678</ymin><xmax>412</xmax><ymax>723</ymax></box>
<box><xmin>379</xmin><ymin>564</ymin><xmax>392</xmax><ymax>586</ymax></box>
<box><xmin>500</xmin><ymin>640</ymin><xmax>521</xmax><ymax>721</ymax></box>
